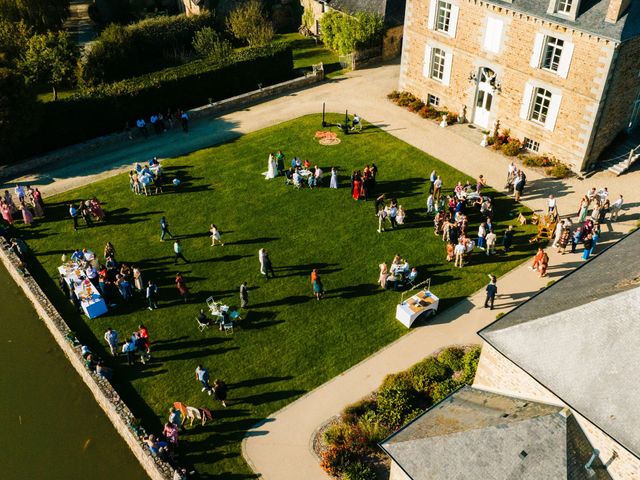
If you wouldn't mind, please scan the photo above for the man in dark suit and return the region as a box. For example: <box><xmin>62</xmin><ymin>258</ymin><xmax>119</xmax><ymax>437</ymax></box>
<box><xmin>484</xmin><ymin>274</ymin><xmax>497</xmax><ymax>310</ymax></box>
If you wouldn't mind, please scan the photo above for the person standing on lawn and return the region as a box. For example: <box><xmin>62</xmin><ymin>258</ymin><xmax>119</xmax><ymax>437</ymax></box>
<box><xmin>240</xmin><ymin>282</ymin><xmax>249</xmax><ymax>308</ymax></box>
<box><xmin>146</xmin><ymin>280</ymin><xmax>158</xmax><ymax>310</ymax></box>
<box><xmin>213</xmin><ymin>379</ymin><xmax>228</xmax><ymax>407</ymax></box>
<box><xmin>502</xmin><ymin>225</ymin><xmax>514</xmax><ymax>252</ymax></box>
<box><xmin>195</xmin><ymin>365</ymin><xmax>212</xmax><ymax>395</ymax></box>
<box><xmin>103</xmin><ymin>327</ymin><xmax>119</xmax><ymax>356</ymax></box>
<box><xmin>175</xmin><ymin>273</ymin><xmax>189</xmax><ymax>302</ymax></box>
<box><xmin>160</xmin><ymin>216</ymin><xmax>173</xmax><ymax>241</ymax></box>
<box><xmin>69</xmin><ymin>203</ymin><xmax>79</xmax><ymax>231</ymax></box>
<box><xmin>173</xmin><ymin>240</ymin><xmax>189</xmax><ymax>264</ymax></box>
<box><xmin>485</xmin><ymin>230</ymin><xmax>497</xmax><ymax>255</ymax></box>
<box><xmin>484</xmin><ymin>275</ymin><xmax>497</xmax><ymax>310</ymax></box>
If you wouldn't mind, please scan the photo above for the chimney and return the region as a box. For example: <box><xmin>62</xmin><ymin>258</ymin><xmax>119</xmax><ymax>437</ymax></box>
<box><xmin>605</xmin><ymin>0</ymin><xmax>632</xmax><ymax>23</ymax></box>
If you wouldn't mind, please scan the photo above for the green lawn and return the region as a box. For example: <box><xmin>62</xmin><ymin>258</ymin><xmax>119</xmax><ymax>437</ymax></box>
<box><xmin>19</xmin><ymin>114</ymin><xmax>536</xmax><ymax>478</ymax></box>
<box><xmin>276</xmin><ymin>32</ymin><xmax>347</xmax><ymax>78</ymax></box>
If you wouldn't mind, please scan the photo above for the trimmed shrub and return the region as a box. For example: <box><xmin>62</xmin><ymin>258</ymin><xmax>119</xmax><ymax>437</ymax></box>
<box><xmin>343</xmin><ymin>461</ymin><xmax>377</xmax><ymax>480</ymax></box>
<box><xmin>320</xmin><ymin>445</ymin><xmax>354</xmax><ymax>477</ymax></box>
<box><xmin>356</xmin><ymin>411</ymin><xmax>390</xmax><ymax>448</ymax></box>
<box><xmin>30</xmin><ymin>44</ymin><xmax>294</xmax><ymax>158</ymax></box>
<box><xmin>386</xmin><ymin>90</ymin><xmax>400</xmax><ymax>100</ymax></box>
<box><xmin>343</xmin><ymin>398</ymin><xmax>376</xmax><ymax>419</ymax></box>
<box><xmin>502</xmin><ymin>138</ymin><xmax>522</xmax><ymax>156</ymax></box>
<box><xmin>409</xmin><ymin>357</ymin><xmax>452</xmax><ymax>392</ymax></box>
<box><xmin>323</xmin><ymin>421</ymin><xmax>352</xmax><ymax>448</ymax></box>
<box><xmin>430</xmin><ymin>378</ymin><xmax>461</xmax><ymax>403</ymax></box>
<box><xmin>407</xmin><ymin>99</ymin><xmax>425</xmax><ymax>112</ymax></box>
<box><xmin>546</xmin><ymin>162</ymin><xmax>572</xmax><ymax>178</ymax></box>
<box><xmin>459</xmin><ymin>345</ymin><xmax>481</xmax><ymax>384</ymax></box>
<box><xmin>192</xmin><ymin>27</ymin><xmax>233</xmax><ymax>62</ymax></box>
<box><xmin>437</xmin><ymin>347</ymin><xmax>465</xmax><ymax>372</ymax></box>
<box><xmin>80</xmin><ymin>12</ymin><xmax>217</xmax><ymax>85</ymax></box>
<box><xmin>376</xmin><ymin>375</ymin><xmax>419</xmax><ymax>429</ymax></box>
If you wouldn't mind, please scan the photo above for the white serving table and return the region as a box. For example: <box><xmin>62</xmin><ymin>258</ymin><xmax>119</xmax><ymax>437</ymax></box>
<box><xmin>395</xmin><ymin>290</ymin><xmax>439</xmax><ymax>328</ymax></box>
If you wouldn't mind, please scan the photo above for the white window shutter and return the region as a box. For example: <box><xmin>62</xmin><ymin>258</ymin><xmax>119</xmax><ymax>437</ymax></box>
<box><xmin>423</xmin><ymin>45</ymin><xmax>433</xmax><ymax>78</ymax></box>
<box><xmin>428</xmin><ymin>0</ymin><xmax>437</xmax><ymax>29</ymax></box>
<box><xmin>530</xmin><ymin>33</ymin><xmax>545</xmax><ymax>68</ymax></box>
<box><xmin>483</xmin><ymin>17</ymin><xmax>504</xmax><ymax>53</ymax></box>
<box><xmin>545</xmin><ymin>93</ymin><xmax>562</xmax><ymax>131</ymax></box>
<box><xmin>442</xmin><ymin>51</ymin><xmax>453</xmax><ymax>86</ymax></box>
<box><xmin>520</xmin><ymin>82</ymin><xmax>534</xmax><ymax>120</ymax></box>
<box><xmin>557</xmin><ymin>42</ymin><xmax>574</xmax><ymax>79</ymax></box>
<box><xmin>448</xmin><ymin>5</ymin><xmax>459</xmax><ymax>38</ymax></box>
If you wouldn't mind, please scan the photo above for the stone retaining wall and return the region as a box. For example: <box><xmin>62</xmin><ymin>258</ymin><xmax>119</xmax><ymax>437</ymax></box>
<box><xmin>0</xmin><ymin>246</ymin><xmax>173</xmax><ymax>480</ymax></box>
<box><xmin>0</xmin><ymin>69</ymin><xmax>324</xmax><ymax>181</ymax></box>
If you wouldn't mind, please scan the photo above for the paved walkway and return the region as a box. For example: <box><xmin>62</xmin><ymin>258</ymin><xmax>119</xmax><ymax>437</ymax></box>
<box><xmin>5</xmin><ymin>62</ymin><xmax>639</xmax><ymax>479</ymax></box>
<box><xmin>64</xmin><ymin>0</ymin><xmax>97</xmax><ymax>49</ymax></box>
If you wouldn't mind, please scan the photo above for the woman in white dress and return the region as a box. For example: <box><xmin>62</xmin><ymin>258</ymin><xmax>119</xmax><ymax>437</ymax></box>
<box><xmin>329</xmin><ymin>167</ymin><xmax>338</xmax><ymax>189</ymax></box>
<box><xmin>266</xmin><ymin>154</ymin><xmax>277</xmax><ymax>179</ymax></box>
<box><xmin>210</xmin><ymin>224</ymin><xmax>223</xmax><ymax>246</ymax></box>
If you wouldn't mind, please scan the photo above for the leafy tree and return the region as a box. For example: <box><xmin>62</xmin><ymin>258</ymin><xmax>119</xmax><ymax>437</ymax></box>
<box><xmin>192</xmin><ymin>27</ymin><xmax>233</xmax><ymax>63</ymax></box>
<box><xmin>0</xmin><ymin>67</ymin><xmax>41</xmax><ymax>161</ymax></box>
<box><xmin>19</xmin><ymin>30</ymin><xmax>78</xmax><ymax>100</ymax></box>
<box><xmin>0</xmin><ymin>0</ymin><xmax>70</xmax><ymax>32</ymax></box>
<box><xmin>226</xmin><ymin>0</ymin><xmax>274</xmax><ymax>46</ymax></box>
<box><xmin>0</xmin><ymin>19</ymin><xmax>31</xmax><ymax>66</ymax></box>
<box><xmin>320</xmin><ymin>11</ymin><xmax>384</xmax><ymax>55</ymax></box>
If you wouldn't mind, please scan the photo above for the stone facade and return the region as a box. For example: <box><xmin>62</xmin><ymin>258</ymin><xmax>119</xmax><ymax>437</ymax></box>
<box><xmin>473</xmin><ymin>343</ymin><xmax>640</xmax><ymax>480</ymax></box>
<box><xmin>399</xmin><ymin>0</ymin><xmax>640</xmax><ymax>171</ymax></box>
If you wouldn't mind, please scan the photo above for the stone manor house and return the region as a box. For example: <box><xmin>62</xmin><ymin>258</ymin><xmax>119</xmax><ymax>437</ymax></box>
<box><xmin>399</xmin><ymin>0</ymin><xmax>640</xmax><ymax>171</ymax></box>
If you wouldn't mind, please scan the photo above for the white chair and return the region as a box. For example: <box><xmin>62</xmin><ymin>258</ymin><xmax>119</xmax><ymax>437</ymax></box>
<box><xmin>196</xmin><ymin>316</ymin><xmax>211</xmax><ymax>332</ymax></box>
<box><xmin>206</xmin><ymin>296</ymin><xmax>216</xmax><ymax>310</ymax></box>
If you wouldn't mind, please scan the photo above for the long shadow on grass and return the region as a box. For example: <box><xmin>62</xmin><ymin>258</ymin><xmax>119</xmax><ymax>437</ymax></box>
<box><xmin>233</xmin><ymin>389</ymin><xmax>306</xmax><ymax>406</ymax></box>
<box><xmin>228</xmin><ymin>376</ymin><xmax>293</xmax><ymax>389</ymax></box>
<box><xmin>273</xmin><ymin>262</ymin><xmax>341</xmax><ymax>278</ymax></box>
<box><xmin>327</xmin><ymin>282</ymin><xmax>384</xmax><ymax>299</ymax></box>
<box><xmin>227</xmin><ymin>236</ymin><xmax>279</xmax><ymax>246</ymax></box>
<box><xmin>375</xmin><ymin>177</ymin><xmax>426</xmax><ymax>199</ymax></box>
<box><xmin>251</xmin><ymin>294</ymin><xmax>311</xmax><ymax>308</ymax></box>
<box><xmin>152</xmin><ymin>336</ymin><xmax>232</xmax><ymax>352</ymax></box>
<box><xmin>159</xmin><ymin>345</ymin><xmax>239</xmax><ymax>362</ymax></box>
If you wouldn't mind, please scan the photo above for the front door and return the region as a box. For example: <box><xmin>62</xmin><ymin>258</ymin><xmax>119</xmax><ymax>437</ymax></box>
<box><xmin>473</xmin><ymin>68</ymin><xmax>496</xmax><ymax>129</ymax></box>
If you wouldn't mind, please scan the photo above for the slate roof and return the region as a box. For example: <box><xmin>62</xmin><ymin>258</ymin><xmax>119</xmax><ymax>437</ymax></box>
<box><xmin>485</xmin><ymin>0</ymin><xmax>640</xmax><ymax>42</ymax></box>
<box><xmin>480</xmin><ymin>229</ymin><xmax>640</xmax><ymax>460</ymax></box>
<box><xmin>326</xmin><ymin>0</ymin><xmax>406</xmax><ymax>27</ymax></box>
<box><xmin>380</xmin><ymin>386</ymin><xmax>612</xmax><ymax>480</ymax></box>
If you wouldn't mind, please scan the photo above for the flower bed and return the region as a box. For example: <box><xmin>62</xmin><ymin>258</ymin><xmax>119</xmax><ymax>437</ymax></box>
<box><xmin>316</xmin><ymin>345</ymin><xmax>481</xmax><ymax>479</ymax></box>
<box><xmin>484</xmin><ymin>129</ymin><xmax>572</xmax><ymax>179</ymax></box>
<box><xmin>387</xmin><ymin>90</ymin><xmax>459</xmax><ymax>125</ymax></box>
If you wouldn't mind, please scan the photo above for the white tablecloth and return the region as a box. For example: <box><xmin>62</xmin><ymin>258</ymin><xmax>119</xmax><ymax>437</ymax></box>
<box><xmin>58</xmin><ymin>263</ymin><xmax>108</xmax><ymax>319</ymax></box>
<box><xmin>396</xmin><ymin>290</ymin><xmax>439</xmax><ymax>328</ymax></box>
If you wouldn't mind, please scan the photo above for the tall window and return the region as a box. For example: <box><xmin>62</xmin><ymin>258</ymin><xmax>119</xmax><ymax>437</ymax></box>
<box><xmin>430</xmin><ymin>48</ymin><xmax>446</xmax><ymax>81</ymax></box>
<box><xmin>541</xmin><ymin>36</ymin><xmax>564</xmax><ymax>72</ymax></box>
<box><xmin>557</xmin><ymin>0</ymin><xmax>572</xmax><ymax>13</ymax></box>
<box><xmin>530</xmin><ymin>88</ymin><xmax>552</xmax><ymax>124</ymax></box>
<box><xmin>436</xmin><ymin>1</ymin><xmax>452</xmax><ymax>33</ymax></box>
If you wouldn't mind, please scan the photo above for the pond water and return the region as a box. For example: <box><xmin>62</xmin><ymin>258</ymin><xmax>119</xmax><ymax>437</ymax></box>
<box><xmin>0</xmin><ymin>264</ymin><xmax>148</xmax><ymax>479</ymax></box>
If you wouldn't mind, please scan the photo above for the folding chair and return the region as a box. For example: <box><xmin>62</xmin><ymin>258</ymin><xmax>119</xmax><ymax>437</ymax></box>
<box><xmin>197</xmin><ymin>316</ymin><xmax>211</xmax><ymax>332</ymax></box>
<box><xmin>406</xmin><ymin>272</ymin><xmax>418</xmax><ymax>288</ymax></box>
<box><xmin>206</xmin><ymin>296</ymin><xmax>216</xmax><ymax>310</ymax></box>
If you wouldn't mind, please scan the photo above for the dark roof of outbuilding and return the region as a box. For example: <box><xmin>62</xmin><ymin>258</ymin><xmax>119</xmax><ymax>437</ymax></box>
<box><xmin>480</xmin><ymin>229</ymin><xmax>640</xmax><ymax>460</ymax></box>
<box><xmin>326</xmin><ymin>0</ymin><xmax>406</xmax><ymax>27</ymax></box>
<box><xmin>486</xmin><ymin>0</ymin><xmax>640</xmax><ymax>42</ymax></box>
<box><xmin>380</xmin><ymin>386</ymin><xmax>612</xmax><ymax>480</ymax></box>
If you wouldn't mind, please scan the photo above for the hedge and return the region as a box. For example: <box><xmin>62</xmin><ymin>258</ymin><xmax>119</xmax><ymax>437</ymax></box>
<box><xmin>32</xmin><ymin>43</ymin><xmax>294</xmax><ymax>157</ymax></box>
<box><xmin>80</xmin><ymin>12</ymin><xmax>218</xmax><ymax>85</ymax></box>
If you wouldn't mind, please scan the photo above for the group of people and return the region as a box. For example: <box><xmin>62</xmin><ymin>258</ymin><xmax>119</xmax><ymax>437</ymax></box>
<box><xmin>378</xmin><ymin>255</ymin><xmax>418</xmax><ymax>290</ymax></box>
<box><xmin>505</xmin><ymin>162</ymin><xmax>528</xmax><ymax>201</ymax></box>
<box><xmin>0</xmin><ymin>185</ymin><xmax>45</xmax><ymax>227</ymax></box>
<box><xmin>129</xmin><ymin>158</ymin><xmax>166</xmax><ymax>196</ymax></box>
<box><xmin>375</xmin><ymin>194</ymin><xmax>406</xmax><ymax>232</ymax></box>
<box><xmin>133</xmin><ymin>109</ymin><xmax>190</xmax><ymax>138</ymax></box>
<box><xmin>68</xmin><ymin>198</ymin><xmax>106</xmax><ymax>231</ymax></box>
<box><xmin>350</xmin><ymin>164</ymin><xmax>378</xmax><ymax>201</ymax></box>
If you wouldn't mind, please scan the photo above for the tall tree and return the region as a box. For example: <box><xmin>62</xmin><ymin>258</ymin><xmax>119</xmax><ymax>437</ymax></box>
<box><xmin>0</xmin><ymin>19</ymin><xmax>31</xmax><ymax>67</ymax></box>
<box><xmin>0</xmin><ymin>67</ymin><xmax>40</xmax><ymax>161</ymax></box>
<box><xmin>0</xmin><ymin>0</ymin><xmax>70</xmax><ymax>32</ymax></box>
<box><xmin>19</xmin><ymin>30</ymin><xmax>78</xmax><ymax>100</ymax></box>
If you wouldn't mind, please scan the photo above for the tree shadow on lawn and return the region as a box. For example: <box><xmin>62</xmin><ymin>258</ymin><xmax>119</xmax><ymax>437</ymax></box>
<box><xmin>152</xmin><ymin>336</ymin><xmax>232</xmax><ymax>352</ymax></box>
<box><xmin>375</xmin><ymin>177</ymin><xmax>426</xmax><ymax>199</ymax></box>
<box><xmin>273</xmin><ymin>262</ymin><xmax>341</xmax><ymax>278</ymax></box>
<box><xmin>250</xmin><ymin>294</ymin><xmax>311</xmax><ymax>308</ymax></box>
<box><xmin>233</xmin><ymin>389</ymin><xmax>306</xmax><ymax>407</ymax></box>
<box><xmin>327</xmin><ymin>282</ymin><xmax>385</xmax><ymax>299</ymax></box>
<box><xmin>238</xmin><ymin>310</ymin><xmax>285</xmax><ymax>330</ymax></box>
<box><xmin>227</xmin><ymin>236</ymin><xmax>280</xmax><ymax>246</ymax></box>
<box><xmin>158</xmin><ymin>345</ymin><xmax>240</xmax><ymax>362</ymax></box>
<box><xmin>228</xmin><ymin>376</ymin><xmax>294</xmax><ymax>389</ymax></box>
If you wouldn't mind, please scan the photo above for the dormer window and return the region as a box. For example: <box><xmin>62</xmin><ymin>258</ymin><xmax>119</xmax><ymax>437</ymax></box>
<box><xmin>557</xmin><ymin>0</ymin><xmax>572</xmax><ymax>13</ymax></box>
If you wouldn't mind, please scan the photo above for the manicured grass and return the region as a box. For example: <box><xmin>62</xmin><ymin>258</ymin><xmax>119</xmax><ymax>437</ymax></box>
<box><xmin>276</xmin><ymin>32</ymin><xmax>347</xmax><ymax>78</ymax></box>
<box><xmin>19</xmin><ymin>114</ymin><xmax>536</xmax><ymax>478</ymax></box>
